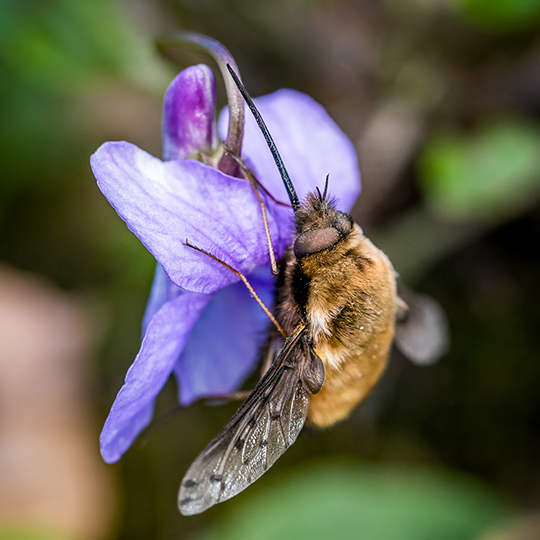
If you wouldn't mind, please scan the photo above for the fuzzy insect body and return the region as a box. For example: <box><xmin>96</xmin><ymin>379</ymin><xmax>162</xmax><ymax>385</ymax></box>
<box><xmin>275</xmin><ymin>193</ymin><xmax>398</xmax><ymax>428</ymax></box>
<box><xmin>179</xmin><ymin>190</ymin><xmax>402</xmax><ymax>517</ymax></box>
<box><xmin>178</xmin><ymin>65</ymin><xmax>444</xmax><ymax>516</ymax></box>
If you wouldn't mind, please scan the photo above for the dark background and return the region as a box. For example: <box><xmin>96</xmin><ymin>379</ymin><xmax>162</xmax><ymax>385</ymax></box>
<box><xmin>1</xmin><ymin>0</ymin><xmax>540</xmax><ymax>539</ymax></box>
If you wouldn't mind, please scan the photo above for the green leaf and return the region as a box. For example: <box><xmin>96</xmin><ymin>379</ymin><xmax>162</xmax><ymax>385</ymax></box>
<box><xmin>0</xmin><ymin>0</ymin><xmax>168</xmax><ymax>91</ymax></box>
<box><xmin>419</xmin><ymin>119</ymin><xmax>540</xmax><ymax>223</ymax></box>
<box><xmin>201</xmin><ymin>463</ymin><xmax>512</xmax><ymax>540</ymax></box>
<box><xmin>453</xmin><ymin>0</ymin><xmax>540</xmax><ymax>31</ymax></box>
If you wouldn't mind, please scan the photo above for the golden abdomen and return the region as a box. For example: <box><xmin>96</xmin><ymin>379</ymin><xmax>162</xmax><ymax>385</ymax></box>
<box><xmin>307</xmin><ymin>325</ymin><xmax>394</xmax><ymax>428</ymax></box>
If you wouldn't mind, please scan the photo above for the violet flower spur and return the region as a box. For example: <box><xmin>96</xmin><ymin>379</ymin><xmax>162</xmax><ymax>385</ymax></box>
<box><xmin>91</xmin><ymin>55</ymin><xmax>361</xmax><ymax>465</ymax></box>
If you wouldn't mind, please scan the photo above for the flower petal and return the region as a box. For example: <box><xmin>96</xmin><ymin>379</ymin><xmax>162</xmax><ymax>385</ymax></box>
<box><xmin>91</xmin><ymin>142</ymin><xmax>278</xmax><ymax>294</ymax></box>
<box><xmin>174</xmin><ymin>266</ymin><xmax>274</xmax><ymax>405</ymax></box>
<box><xmin>142</xmin><ymin>264</ymin><xmax>182</xmax><ymax>336</ymax></box>
<box><xmin>219</xmin><ymin>90</ymin><xmax>361</xmax><ymax>247</ymax></box>
<box><xmin>162</xmin><ymin>65</ymin><xmax>218</xmax><ymax>161</ymax></box>
<box><xmin>100</xmin><ymin>292</ymin><xmax>210</xmax><ymax>463</ymax></box>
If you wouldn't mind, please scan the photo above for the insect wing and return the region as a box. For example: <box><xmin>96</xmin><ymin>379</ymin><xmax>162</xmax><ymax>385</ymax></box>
<box><xmin>179</xmin><ymin>324</ymin><xmax>314</xmax><ymax>515</ymax></box>
<box><xmin>395</xmin><ymin>288</ymin><xmax>449</xmax><ymax>366</ymax></box>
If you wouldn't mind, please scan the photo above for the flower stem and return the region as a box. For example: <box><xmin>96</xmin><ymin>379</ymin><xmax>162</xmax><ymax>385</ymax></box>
<box><xmin>156</xmin><ymin>32</ymin><xmax>244</xmax><ymax>176</ymax></box>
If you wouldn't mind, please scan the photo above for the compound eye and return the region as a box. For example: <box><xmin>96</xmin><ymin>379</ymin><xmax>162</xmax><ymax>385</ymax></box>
<box><xmin>293</xmin><ymin>227</ymin><xmax>341</xmax><ymax>258</ymax></box>
<box><xmin>334</xmin><ymin>211</ymin><xmax>353</xmax><ymax>236</ymax></box>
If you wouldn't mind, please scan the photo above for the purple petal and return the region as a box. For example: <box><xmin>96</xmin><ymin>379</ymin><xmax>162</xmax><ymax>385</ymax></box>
<box><xmin>142</xmin><ymin>264</ymin><xmax>182</xmax><ymax>336</ymax></box>
<box><xmin>100</xmin><ymin>292</ymin><xmax>210</xmax><ymax>463</ymax></box>
<box><xmin>174</xmin><ymin>266</ymin><xmax>274</xmax><ymax>405</ymax></box>
<box><xmin>219</xmin><ymin>90</ymin><xmax>361</xmax><ymax>247</ymax></box>
<box><xmin>91</xmin><ymin>142</ymin><xmax>278</xmax><ymax>294</ymax></box>
<box><xmin>162</xmin><ymin>65</ymin><xmax>218</xmax><ymax>161</ymax></box>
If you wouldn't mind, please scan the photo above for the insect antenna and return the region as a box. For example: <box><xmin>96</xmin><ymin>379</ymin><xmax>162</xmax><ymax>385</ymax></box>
<box><xmin>226</xmin><ymin>64</ymin><xmax>300</xmax><ymax>213</ymax></box>
<box><xmin>322</xmin><ymin>174</ymin><xmax>329</xmax><ymax>200</ymax></box>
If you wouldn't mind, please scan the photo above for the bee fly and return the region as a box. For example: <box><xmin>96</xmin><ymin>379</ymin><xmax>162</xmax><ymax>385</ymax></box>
<box><xmin>179</xmin><ymin>65</ymin><xmax>447</xmax><ymax>515</ymax></box>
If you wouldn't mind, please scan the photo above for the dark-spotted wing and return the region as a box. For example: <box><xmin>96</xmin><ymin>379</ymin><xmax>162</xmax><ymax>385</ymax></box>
<box><xmin>178</xmin><ymin>322</ymin><xmax>324</xmax><ymax>515</ymax></box>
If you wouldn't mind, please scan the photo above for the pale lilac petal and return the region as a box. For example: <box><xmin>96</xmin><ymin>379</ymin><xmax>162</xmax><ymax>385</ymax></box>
<box><xmin>174</xmin><ymin>266</ymin><xmax>274</xmax><ymax>405</ymax></box>
<box><xmin>143</xmin><ymin>66</ymin><xmax>219</xmax><ymax>334</ymax></box>
<box><xmin>142</xmin><ymin>264</ymin><xmax>182</xmax><ymax>336</ymax></box>
<box><xmin>219</xmin><ymin>90</ymin><xmax>361</xmax><ymax>247</ymax></box>
<box><xmin>91</xmin><ymin>142</ymin><xmax>278</xmax><ymax>294</ymax></box>
<box><xmin>162</xmin><ymin>65</ymin><xmax>218</xmax><ymax>161</ymax></box>
<box><xmin>100</xmin><ymin>292</ymin><xmax>210</xmax><ymax>463</ymax></box>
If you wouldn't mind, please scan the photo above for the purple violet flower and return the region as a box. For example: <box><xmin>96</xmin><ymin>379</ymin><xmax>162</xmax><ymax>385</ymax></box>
<box><xmin>91</xmin><ymin>62</ymin><xmax>361</xmax><ymax>464</ymax></box>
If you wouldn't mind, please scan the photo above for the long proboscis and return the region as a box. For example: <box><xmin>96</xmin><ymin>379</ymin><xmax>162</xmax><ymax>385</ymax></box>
<box><xmin>226</xmin><ymin>64</ymin><xmax>300</xmax><ymax>212</ymax></box>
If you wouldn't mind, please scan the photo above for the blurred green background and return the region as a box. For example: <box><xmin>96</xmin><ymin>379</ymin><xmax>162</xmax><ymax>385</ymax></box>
<box><xmin>1</xmin><ymin>0</ymin><xmax>540</xmax><ymax>539</ymax></box>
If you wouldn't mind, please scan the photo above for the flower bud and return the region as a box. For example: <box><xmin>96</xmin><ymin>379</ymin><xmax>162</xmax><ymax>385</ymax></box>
<box><xmin>162</xmin><ymin>64</ymin><xmax>218</xmax><ymax>161</ymax></box>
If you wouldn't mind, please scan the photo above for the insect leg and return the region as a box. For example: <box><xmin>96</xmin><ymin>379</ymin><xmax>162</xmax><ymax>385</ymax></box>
<box><xmin>223</xmin><ymin>148</ymin><xmax>291</xmax><ymax>208</ymax></box>
<box><xmin>184</xmin><ymin>240</ymin><xmax>287</xmax><ymax>338</ymax></box>
<box><xmin>202</xmin><ymin>390</ymin><xmax>251</xmax><ymax>402</ymax></box>
<box><xmin>141</xmin><ymin>389</ymin><xmax>253</xmax><ymax>440</ymax></box>
<box><xmin>223</xmin><ymin>148</ymin><xmax>280</xmax><ymax>275</ymax></box>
